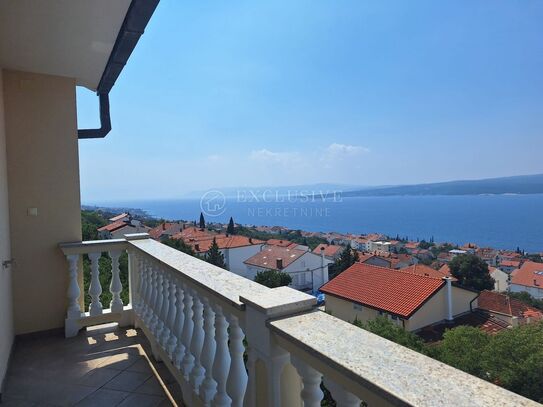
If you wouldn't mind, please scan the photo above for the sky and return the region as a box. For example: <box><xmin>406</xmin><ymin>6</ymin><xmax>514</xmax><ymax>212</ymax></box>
<box><xmin>77</xmin><ymin>0</ymin><xmax>543</xmax><ymax>202</ymax></box>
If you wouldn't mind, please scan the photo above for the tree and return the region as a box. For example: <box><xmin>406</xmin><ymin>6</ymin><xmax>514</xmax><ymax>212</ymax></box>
<box><xmin>227</xmin><ymin>216</ymin><xmax>235</xmax><ymax>235</ymax></box>
<box><xmin>254</xmin><ymin>269</ymin><xmax>292</xmax><ymax>288</ymax></box>
<box><xmin>162</xmin><ymin>238</ymin><xmax>195</xmax><ymax>256</ymax></box>
<box><xmin>205</xmin><ymin>237</ymin><xmax>226</xmax><ymax>268</ymax></box>
<box><xmin>449</xmin><ymin>254</ymin><xmax>493</xmax><ymax>291</ymax></box>
<box><xmin>358</xmin><ymin>316</ymin><xmax>427</xmax><ymax>353</ymax></box>
<box><xmin>509</xmin><ymin>292</ymin><xmax>543</xmax><ymax>311</ymax></box>
<box><xmin>199</xmin><ymin>212</ymin><xmax>206</xmax><ymax>229</ymax></box>
<box><xmin>433</xmin><ymin>326</ymin><xmax>490</xmax><ymax>377</ymax></box>
<box><xmin>330</xmin><ymin>244</ymin><xmax>359</xmax><ymax>277</ymax></box>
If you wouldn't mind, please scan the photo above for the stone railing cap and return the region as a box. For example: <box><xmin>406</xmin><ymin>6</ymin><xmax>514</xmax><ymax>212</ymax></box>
<box><xmin>240</xmin><ymin>286</ymin><xmax>316</xmax><ymax>317</ymax></box>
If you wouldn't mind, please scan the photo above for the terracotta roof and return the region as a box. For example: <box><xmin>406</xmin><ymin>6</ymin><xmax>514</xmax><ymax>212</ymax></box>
<box><xmin>109</xmin><ymin>213</ymin><xmax>129</xmax><ymax>222</ymax></box>
<box><xmin>511</xmin><ymin>261</ymin><xmax>543</xmax><ymax>289</ymax></box>
<box><xmin>320</xmin><ymin>263</ymin><xmax>445</xmax><ymax>318</ymax></box>
<box><xmin>402</xmin><ymin>264</ymin><xmax>454</xmax><ymax>280</ymax></box>
<box><xmin>313</xmin><ymin>244</ymin><xmax>343</xmax><ymax>257</ymax></box>
<box><xmin>97</xmin><ymin>220</ymin><xmax>127</xmax><ymax>232</ymax></box>
<box><xmin>500</xmin><ymin>260</ymin><xmax>521</xmax><ymax>267</ymax></box>
<box><xmin>148</xmin><ymin>222</ymin><xmax>178</xmax><ymax>239</ymax></box>
<box><xmin>478</xmin><ymin>290</ymin><xmax>543</xmax><ymax>319</ymax></box>
<box><xmin>171</xmin><ymin>227</ymin><xmax>215</xmax><ymax>241</ymax></box>
<box><xmin>244</xmin><ymin>245</ymin><xmax>305</xmax><ymax>270</ymax></box>
<box><xmin>404</xmin><ymin>242</ymin><xmax>420</xmax><ymax>249</ymax></box>
<box><xmin>417</xmin><ymin>311</ymin><xmax>510</xmax><ymax>342</ymax></box>
<box><xmin>190</xmin><ymin>235</ymin><xmax>264</xmax><ymax>253</ymax></box>
<box><xmin>266</xmin><ymin>239</ymin><xmax>295</xmax><ymax>248</ymax></box>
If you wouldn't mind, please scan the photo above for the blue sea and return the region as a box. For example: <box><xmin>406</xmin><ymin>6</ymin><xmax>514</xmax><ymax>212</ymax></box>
<box><xmin>87</xmin><ymin>194</ymin><xmax>543</xmax><ymax>253</ymax></box>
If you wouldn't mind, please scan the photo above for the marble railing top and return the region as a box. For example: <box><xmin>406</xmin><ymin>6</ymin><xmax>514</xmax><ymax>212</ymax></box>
<box><xmin>270</xmin><ymin>310</ymin><xmax>539</xmax><ymax>407</ymax></box>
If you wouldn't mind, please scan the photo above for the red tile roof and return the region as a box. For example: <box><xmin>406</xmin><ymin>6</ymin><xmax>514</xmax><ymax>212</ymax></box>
<box><xmin>244</xmin><ymin>245</ymin><xmax>305</xmax><ymax>270</ymax></box>
<box><xmin>320</xmin><ymin>263</ymin><xmax>445</xmax><ymax>318</ymax></box>
<box><xmin>266</xmin><ymin>239</ymin><xmax>296</xmax><ymax>248</ymax></box>
<box><xmin>148</xmin><ymin>222</ymin><xmax>178</xmax><ymax>239</ymax></box>
<box><xmin>402</xmin><ymin>264</ymin><xmax>454</xmax><ymax>280</ymax></box>
<box><xmin>478</xmin><ymin>290</ymin><xmax>543</xmax><ymax>320</ymax></box>
<box><xmin>109</xmin><ymin>213</ymin><xmax>129</xmax><ymax>222</ymax></box>
<box><xmin>189</xmin><ymin>235</ymin><xmax>264</xmax><ymax>253</ymax></box>
<box><xmin>97</xmin><ymin>220</ymin><xmax>127</xmax><ymax>232</ymax></box>
<box><xmin>313</xmin><ymin>244</ymin><xmax>342</xmax><ymax>257</ymax></box>
<box><xmin>511</xmin><ymin>261</ymin><xmax>543</xmax><ymax>289</ymax></box>
<box><xmin>500</xmin><ymin>260</ymin><xmax>521</xmax><ymax>268</ymax></box>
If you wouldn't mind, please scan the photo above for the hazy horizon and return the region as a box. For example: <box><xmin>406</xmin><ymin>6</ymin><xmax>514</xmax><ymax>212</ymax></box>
<box><xmin>77</xmin><ymin>1</ymin><xmax>543</xmax><ymax>201</ymax></box>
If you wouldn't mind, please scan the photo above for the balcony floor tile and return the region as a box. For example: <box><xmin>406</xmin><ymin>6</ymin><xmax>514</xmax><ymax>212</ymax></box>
<box><xmin>3</xmin><ymin>325</ymin><xmax>183</xmax><ymax>407</ymax></box>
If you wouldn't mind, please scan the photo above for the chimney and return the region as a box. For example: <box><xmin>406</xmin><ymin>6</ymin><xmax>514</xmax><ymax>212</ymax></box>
<box><xmin>276</xmin><ymin>258</ymin><xmax>283</xmax><ymax>270</ymax></box>
<box><xmin>195</xmin><ymin>244</ymin><xmax>200</xmax><ymax>252</ymax></box>
<box><xmin>226</xmin><ymin>233</ymin><xmax>229</xmax><ymax>237</ymax></box>
<box><xmin>443</xmin><ymin>277</ymin><xmax>454</xmax><ymax>322</ymax></box>
<box><xmin>249</xmin><ymin>237</ymin><xmax>253</xmax><ymax>244</ymax></box>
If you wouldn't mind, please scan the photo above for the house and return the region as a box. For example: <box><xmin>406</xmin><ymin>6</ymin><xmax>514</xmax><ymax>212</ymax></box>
<box><xmin>358</xmin><ymin>253</ymin><xmax>392</xmax><ymax>268</ymax></box>
<box><xmin>148</xmin><ymin>222</ymin><xmax>184</xmax><ymax>241</ymax></box>
<box><xmin>369</xmin><ymin>241</ymin><xmax>392</xmax><ymax>253</ymax></box>
<box><xmin>477</xmin><ymin>290</ymin><xmax>543</xmax><ymax>326</ymax></box>
<box><xmin>490</xmin><ymin>267</ymin><xmax>509</xmax><ymax>292</ymax></box>
<box><xmin>108</xmin><ymin>212</ymin><xmax>130</xmax><ymax>223</ymax></box>
<box><xmin>313</xmin><ymin>243</ymin><xmax>343</xmax><ymax>261</ymax></box>
<box><xmin>97</xmin><ymin>219</ymin><xmax>149</xmax><ymax>240</ymax></box>
<box><xmin>510</xmin><ymin>261</ymin><xmax>543</xmax><ymax>300</ymax></box>
<box><xmin>186</xmin><ymin>234</ymin><xmax>265</xmax><ymax>275</ymax></box>
<box><xmin>244</xmin><ymin>245</ymin><xmax>332</xmax><ymax>293</ymax></box>
<box><xmin>477</xmin><ymin>248</ymin><xmax>500</xmax><ymax>267</ymax></box>
<box><xmin>266</xmin><ymin>238</ymin><xmax>298</xmax><ymax>248</ymax></box>
<box><xmin>498</xmin><ymin>260</ymin><xmax>521</xmax><ymax>273</ymax></box>
<box><xmin>320</xmin><ymin>263</ymin><xmax>478</xmax><ymax>332</ymax></box>
<box><xmin>449</xmin><ymin>249</ymin><xmax>467</xmax><ymax>257</ymax></box>
<box><xmin>403</xmin><ymin>241</ymin><xmax>420</xmax><ymax>253</ymax></box>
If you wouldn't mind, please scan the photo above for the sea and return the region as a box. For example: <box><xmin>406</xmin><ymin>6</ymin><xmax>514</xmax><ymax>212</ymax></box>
<box><xmin>87</xmin><ymin>194</ymin><xmax>543</xmax><ymax>253</ymax></box>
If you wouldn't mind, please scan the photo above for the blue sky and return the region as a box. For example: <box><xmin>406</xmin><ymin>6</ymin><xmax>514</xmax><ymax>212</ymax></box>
<box><xmin>78</xmin><ymin>0</ymin><xmax>543</xmax><ymax>202</ymax></box>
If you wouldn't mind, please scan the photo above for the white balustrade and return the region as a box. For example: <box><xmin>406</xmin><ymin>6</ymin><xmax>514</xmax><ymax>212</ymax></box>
<box><xmin>62</xmin><ymin>236</ymin><xmax>538</xmax><ymax>407</ymax></box>
<box><xmin>109</xmin><ymin>250</ymin><xmax>123</xmax><ymax>313</ymax></box>
<box><xmin>199</xmin><ymin>297</ymin><xmax>217</xmax><ymax>405</ymax></box>
<box><xmin>226</xmin><ymin>314</ymin><xmax>247</xmax><ymax>407</ymax></box>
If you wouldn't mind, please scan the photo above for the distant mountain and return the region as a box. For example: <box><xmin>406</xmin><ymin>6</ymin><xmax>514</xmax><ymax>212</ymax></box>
<box><xmin>184</xmin><ymin>183</ymin><xmax>366</xmax><ymax>198</ymax></box>
<box><xmin>342</xmin><ymin>174</ymin><xmax>543</xmax><ymax>197</ymax></box>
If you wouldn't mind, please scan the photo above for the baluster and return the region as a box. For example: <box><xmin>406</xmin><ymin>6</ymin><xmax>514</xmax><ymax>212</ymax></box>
<box><xmin>189</xmin><ymin>291</ymin><xmax>205</xmax><ymax>392</ymax></box>
<box><xmin>292</xmin><ymin>357</ymin><xmax>324</xmax><ymax>407</ymax></box>
<box><xmin>66</xmin><ymin>254</ymin><xmax>81</xmax><ymax>318</ymax></box>
<box><xmin>143</xmin><ymin>259</ymin><xmax>154</xmax><ymax>325</ymax></box>
<box><xmin>181</xmin><ymin>285</ymin><xmax>195</xmax><ymax>378</ymax></box>
<box><xmin>200</xmin><ymin>297</ymin><xmax>217</xmax><ymax>405</ymax></box>
<box><xmin>135</xmin><ymin>254</ymin><xmax>147</xmax><ymax>315</ymax></box>
<box><xmin>109</xmin><ymin>250</ymin><xmax>123</xmax><ymax>313</ymax></box>
<box><xmin>323</xmin><ymin>379</ymin><xmax>361</xmax><ymax>407</ymax></box>
<box><xmin>151</xmin><ymin>268</ymin><xmax>165</xmax><ymax>336</ymax></box>
<box><xmin>159</xmin><ymin>271</ymin><xmax>171</xmax><ymax>348</ymax></box>
<box><xmin>173</xmin><ymin>283</ymin><xmax>186</xmax><ymax>369</ymax></box>
<box><xmin>212</xmin><ymin>305</ymin><xmax>232</xmax><ymax>406</ymax></box>
<box><xmin>88</xmin><ymin>252</ymin><xmax>103</xmax><ymax>316</ymax></box>
<box><xmin>166</xmin><ymin>273</ymin><xmax>178</xmax><ymax>359</ymax></box>
<box><xmin>147</xmin><ymin>262</ymin><xmax>159</xmax><ymax>328</ymax></box>
<box><xmin>226</xmin><ymin>314</ymin><xmax>248</xmax><ymax>407</ymax></box>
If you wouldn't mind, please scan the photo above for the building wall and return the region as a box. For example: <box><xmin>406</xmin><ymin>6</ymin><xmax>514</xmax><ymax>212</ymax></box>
<box><xmin>510</xmin><ymin>284</ymin><xmax>543</xmax><ymax>300</ymax></box>
<box><xmin>224</xmin><ymin>244</ymin><xmax>263</xmax><ymax>277</ymax></box>
<box><xmin>491</xmin><ymin>269</ymin><xmax>509</xmax><ymax>292</ymax></box>
<box><xmin>3</xmin><ymin>70</ymin><xmax>82</xmax><ymax>335</ymax></box>
<box><xmin>0</xmin><ymin>69</ymin><xmax>14</xmax><ymax>393</ymax></box>
<box><xmin>324</xmin><ymin>294</ymin><xmax>381</xmax><ymax>324</ymax></box>
<box><xmin>406</xmin><ymin>285</ymin><xmax>478</xmax><ymax>332</ymax></box>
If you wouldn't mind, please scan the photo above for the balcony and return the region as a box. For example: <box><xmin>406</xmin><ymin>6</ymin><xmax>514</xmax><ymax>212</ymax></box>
<box><xmin>2</xmin><ymin>234</ymin><xmax>536</xmax><ymax>406</ymax></box>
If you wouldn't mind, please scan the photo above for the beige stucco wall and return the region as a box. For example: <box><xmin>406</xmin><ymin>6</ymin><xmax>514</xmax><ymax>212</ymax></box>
<box><xmin>0</xmin><ymin>69</ymin><xmax>14</xmax><ymax>390</ymax></box>
<box><xmin>3</xmin><ymin>70</ymin><xmax>82</xmax><ymax>335</ymax></box>
<box><xmin>405</xmin><ymin>286</ymin><xmax>478</xmax><ymax>331</ymax></box>
<box><xmin>325</xmin><ymin>294</ymin><xmax>381</xmax><ymax>324</ymax></box>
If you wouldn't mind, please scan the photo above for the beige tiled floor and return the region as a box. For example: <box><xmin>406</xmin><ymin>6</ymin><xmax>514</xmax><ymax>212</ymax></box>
<box><xmin>1</xmin><ymin>324</ymin><xmax>183</xmax><ymax>407</ymax></box>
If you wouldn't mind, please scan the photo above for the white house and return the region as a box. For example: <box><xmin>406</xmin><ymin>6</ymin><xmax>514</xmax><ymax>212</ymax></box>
<box><xmin>490</xmin><ymin>267</ymin><xmax>509</xmax><ymax>292</ymax></box>
<box><xmin>510</xmin><ymin>261</ymin><xmax>543</xmax><ymax>300</ymax></box>
<box><xmin>244</xmin><ymin>245</ymin><xmax>333</xmax><ymax>293</ymax></box>
<box><xmin>97</xmin><ymin>220</ymin><xmax>149</xmax><ymax>240</ymax></box>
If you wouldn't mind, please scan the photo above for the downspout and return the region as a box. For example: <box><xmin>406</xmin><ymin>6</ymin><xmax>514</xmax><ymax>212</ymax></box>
<box><xmin>77</xmin><ymin>93</ymin><xmax>111</xmax><ymax>139</ymax></box>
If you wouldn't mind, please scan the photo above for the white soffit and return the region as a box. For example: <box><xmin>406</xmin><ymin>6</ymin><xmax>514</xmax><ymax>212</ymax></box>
<box><xmin>0</xmin><ymin>0</ymin><xmax>132</xmax><ymax>91</ymax></box>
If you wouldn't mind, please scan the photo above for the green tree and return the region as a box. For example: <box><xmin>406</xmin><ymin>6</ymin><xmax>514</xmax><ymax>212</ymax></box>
<box><xmin>358</xmin><ymin>316</ymin><xmax>427</xmax><ymax>353</ymax></box>
<box><xmin>330</xmin><ymin>244</ymin><xmax>359</xmax><ymax>278</ymax></box>
<box><xmin>227</xmin><ymin>217</ymin><xmax>235</xmax><ymax>235</ymax></box>
<box><xmin>449</xmin><ymin>254</ymin><xmax>493</xmax><ymax>291</ymax></box>
<box><xmin>433</xmin><ymin>326</ymin><xmax>490</xmax><ymax>377</ymax></box>
<box><xmin>162</xmin><ymin>238</ymin><xmax>196</xmax><ymax>256</ymax></box>
<box><xmin>205</xmin><ymin>237</ymin><xmax>226</xmax><ymax>268</ymax></box>
<box><xmin>254</xmin><ymin>269</ymin><xmax>292</xmax><ymax>288</ymax></box>
<box><xmin>483</xmin><ymin>323</ymin><xmax>543</xmax><ymax>402</ymax></box>
<box><xmin>199</xmin><ymin>212</ymin><xmax>206</xmax><ymax>229</ymax></box>
<box><xmin>508</xmin><ymin>291</ymin><xmax>543</xmax><ymax>311</ymax></box>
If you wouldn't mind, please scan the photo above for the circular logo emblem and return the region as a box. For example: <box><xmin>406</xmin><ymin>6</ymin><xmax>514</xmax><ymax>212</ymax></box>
<box><xmin>200</xmin><ymin>190</ymin><xmax>226</xmax><ymax>217</ymax></box>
